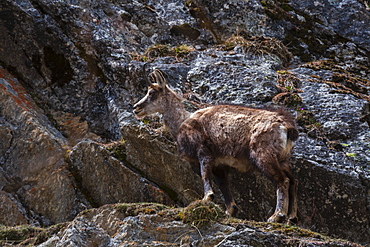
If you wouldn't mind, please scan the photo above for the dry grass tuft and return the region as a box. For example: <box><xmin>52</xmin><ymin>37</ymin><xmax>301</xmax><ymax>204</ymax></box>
<box><xmin>223</xmin><ymin>34</ymin><xmax>293</xmax><ymax>66</ymax></box>
<box><xmin>181</xmin><ymin>200</ymin><xmax>226</xmax><ymax>227</ymax></box>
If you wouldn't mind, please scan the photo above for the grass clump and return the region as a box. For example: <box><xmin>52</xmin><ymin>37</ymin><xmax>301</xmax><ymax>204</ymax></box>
<box><xmin>174</xmin><ymin>44</ymin><xmax>195</xmax><ymax>57</ymax></box>
<box><xmin>131</xmin><ymin>44</ymin><xmax>195</xmax><ymax>62</ymax></box>
<box><xmin>222</xmin><ymin>34</ymin><xmax>293</xmax><ymax>66</ymax></box>
<box><xmin>181</xmin><ymin>200</ymin><xmax>227</xmax><ymax>227</ymax></box>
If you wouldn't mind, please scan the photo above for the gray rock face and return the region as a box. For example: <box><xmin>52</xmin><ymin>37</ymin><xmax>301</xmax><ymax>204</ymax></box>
<box><xmin>187</xmin><ymin>50</ymin><xmax>280</xmax><ymax>104</ymax></box>
<box><xmin>0</xmin><ymin>0</ymin><xmax>369</xmax><ymax>245</ymax></box>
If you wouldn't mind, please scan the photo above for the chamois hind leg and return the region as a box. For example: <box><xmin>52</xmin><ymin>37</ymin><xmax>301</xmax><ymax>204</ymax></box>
<box><xmin>288</xmin><ymin>177</ymin><xmax>298</xmax><ymax>224</ymax></box>
<box><xmin>252</xmin><ymin>153</ymin><xmax>290</xmax><ymax>223</ymax></box>
<box><xmin>283</xmin><ymin>166</ymin><xmax>298</xmax><ymax>224</ymax></box>
<box><xmin>213</xmin><ymin>165</ymin><xmax>238</xmax><ymax>216</ymax></box>
<box><xmin>268</xmin><ymin>169</ymin><xmax>290</xmax><ymax>223</ymax></box>
<box><xmin>197</xmin><ymin>146</ymin><xmax>215</xmax><ymax>202</ymax></box>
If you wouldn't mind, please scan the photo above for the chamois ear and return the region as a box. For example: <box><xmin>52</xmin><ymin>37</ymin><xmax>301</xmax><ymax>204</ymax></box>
<box><xmin>149</xmin><ymin>69</ymin><xmax>167</xmax><ymax>90</ymax></box>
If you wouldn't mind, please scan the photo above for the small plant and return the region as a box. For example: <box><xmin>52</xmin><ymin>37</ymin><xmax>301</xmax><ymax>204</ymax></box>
<box><xmin>285</xmin><ymin>85</ymin><xmax>293</xmax><ymax>91</ymax></box>
<box><xmin>346</xmin><ymin>153</ymin><xmax>356</xmax><ymax>158</ymax></box>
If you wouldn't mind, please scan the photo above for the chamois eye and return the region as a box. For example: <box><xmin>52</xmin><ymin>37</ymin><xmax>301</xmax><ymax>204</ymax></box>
<box><xmin>148</xmin><ymin>90</ymin><xmax>158</xmax><ymax>100</ymax></box>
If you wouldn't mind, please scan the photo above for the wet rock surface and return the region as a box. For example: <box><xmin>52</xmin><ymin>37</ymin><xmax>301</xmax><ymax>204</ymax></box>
<box><xmin>0</xmin><ymin>0</ymin><xmax>369</xmax><ymax>245</ymax></box>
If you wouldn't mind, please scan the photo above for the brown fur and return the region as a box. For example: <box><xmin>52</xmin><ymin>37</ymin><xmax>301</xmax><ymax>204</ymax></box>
<box><xmin>133</xmin><ymin>69</ymin><xmax>299</xmax><ymax>223</ymax></box>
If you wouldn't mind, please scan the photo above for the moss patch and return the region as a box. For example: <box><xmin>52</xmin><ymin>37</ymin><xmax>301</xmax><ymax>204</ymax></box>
<box><xmin>247</xmin><ymin>221</ymin><xmax>327</xmax><ymax>239</ymax></box>
<box><xmin>0</xmin><ymin>223</ymin><xmax>68</xmax><ymax>246</ymax></box>
<box><xmin>115</xmin><ymin>202</ymin><xmax>171</xmax><ymax>217</ymax></box>
<box><xmin>105</xmin><ymin>140</ymin><xmax>127</xmax><ymax>162</ymax></box>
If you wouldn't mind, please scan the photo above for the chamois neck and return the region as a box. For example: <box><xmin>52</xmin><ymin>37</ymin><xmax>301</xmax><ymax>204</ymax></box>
<box><xmin>162</xmin><ymin>88</ymin><xmax>190</xmax><ymax>137</ymax></box>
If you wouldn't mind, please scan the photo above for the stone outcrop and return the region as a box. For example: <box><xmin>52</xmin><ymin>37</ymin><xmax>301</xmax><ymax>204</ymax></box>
<box><xmin>3</xmin><ymin>202</ymin><xmax>363</xmax><ymax>246</ymax></box>
<box><xmin>0</xmin><ymin>0</ymin><xmax>369</xmax><ymax>245</ymax></box>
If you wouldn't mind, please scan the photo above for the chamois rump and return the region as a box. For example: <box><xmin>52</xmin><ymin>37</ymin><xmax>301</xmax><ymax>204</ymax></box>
<box><xmin>133</xmin><ymin>69</ymin><xmax>299</xmax><ymax>223</ymax></box>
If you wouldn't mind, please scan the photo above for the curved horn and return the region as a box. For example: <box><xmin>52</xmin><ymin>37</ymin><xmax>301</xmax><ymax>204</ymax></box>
<box><xmin>149</xmin><ymin>69</ymin><xmax>167</xmax><ymax>89</ymax></box>
<box><xmin>142</xmin><ymin>62</ymin><xmax>152</xmax><ymax>86</ymax></box>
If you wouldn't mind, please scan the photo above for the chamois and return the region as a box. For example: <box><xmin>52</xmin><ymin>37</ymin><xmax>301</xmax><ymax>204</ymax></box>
<box><xmin>133</xmin><ymin>69</ymin><xmax>299</xmax><ymax>223</ymax></box>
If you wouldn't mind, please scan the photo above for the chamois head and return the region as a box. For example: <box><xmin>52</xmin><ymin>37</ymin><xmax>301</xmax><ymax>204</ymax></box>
<box><xmin>133</xmin><ymin>69</ymin><xmax>168</xmax><ymax>118</ymax></box>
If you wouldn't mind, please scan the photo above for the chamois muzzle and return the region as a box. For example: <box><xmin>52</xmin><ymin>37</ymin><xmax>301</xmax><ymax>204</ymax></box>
<box><xmin>133</xmin><ymin>101</ymin><xmax>146</xmax><ymax>118</ymax></box>
<box><xmin>133</xmin><ymin>105</ymin><xmax>142</xmax><ymax>115</ymax></box>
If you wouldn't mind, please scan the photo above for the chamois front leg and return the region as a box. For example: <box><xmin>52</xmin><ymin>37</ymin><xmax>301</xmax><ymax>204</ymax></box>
<box><xmin>197</xmin><ymin>146</ymin><xmax>215</xmax><ymax>202</ymax></box>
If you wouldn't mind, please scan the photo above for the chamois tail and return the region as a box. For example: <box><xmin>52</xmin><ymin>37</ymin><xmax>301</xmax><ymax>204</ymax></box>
<box><xmin>287</xmin><ymin>128</ymin><xmax>299</xmax><ymax>142</ymax></box>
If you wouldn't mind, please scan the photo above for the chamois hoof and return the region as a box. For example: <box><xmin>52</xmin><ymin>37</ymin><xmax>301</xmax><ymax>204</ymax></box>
<box><xmin>202</xmin><ymin>192</ymin><xmax>215</xmax><ymax>202</ymax></box>
<box><xmin>267</xmin><ymin>213</ymin><xmax>286</xmax><ymax>223</ymax></box>
<box><xmin>287</xmin><ymin>216</ymin><xmax>298</xmax><ymax>225</ymax></box>
<box><xmin>226</xmin><ymin>204</ymin><xmax>238</xmax><ymax>217</ymax></box>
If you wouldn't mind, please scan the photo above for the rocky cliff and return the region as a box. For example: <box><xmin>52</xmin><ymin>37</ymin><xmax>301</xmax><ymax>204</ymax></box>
<box><xmin>0</xmin><ymin>0</ymin><xmax>369</xmax><ymax>246</ymax></box>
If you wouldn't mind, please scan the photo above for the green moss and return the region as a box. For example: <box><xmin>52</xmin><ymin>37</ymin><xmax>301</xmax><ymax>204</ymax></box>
<box><xmin>115</xmin><ymin>202</ymin><xmax>169</xmax><ymax>217</ymax></box>
<box><xmin>106</xmin><ymin>141</ymin><xmax>127</xmax><ymax>162</ymax></box>
<box><xmin>28</xmin><ymin>223</ymin><xmax>68</xmax><ymax>245</ymax></box>
<box><xmin>281</xmin><ymin>3</ymin><xmax>293</xmax><ymax>11</ymax></box>
<box><xmin>245</xmin><ymin>221</ymin><xmax>326</xmax><ymax>239</ymax></box>
<box><xmin>0</xmin><ymin>225</ymin><xmax>43</xmax><ymax>245</ymax></box>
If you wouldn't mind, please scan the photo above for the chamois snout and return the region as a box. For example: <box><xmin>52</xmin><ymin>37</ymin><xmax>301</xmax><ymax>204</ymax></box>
<box><xmin>133</xmin><ymin>102</ymin><xmax>146</xmax><ymax>118</ymax></box>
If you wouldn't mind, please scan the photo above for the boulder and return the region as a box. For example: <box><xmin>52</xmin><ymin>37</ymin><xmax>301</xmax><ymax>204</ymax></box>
<box><xmin>68</xmin><ymin>140</ymin><xmax>174</xmax><ymax>207</ymax></box>
<box><xmin>121</xmin><ymin>121</ymin><xmax>203</xmax><ymax>205</ymax></box>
